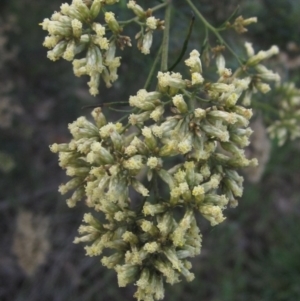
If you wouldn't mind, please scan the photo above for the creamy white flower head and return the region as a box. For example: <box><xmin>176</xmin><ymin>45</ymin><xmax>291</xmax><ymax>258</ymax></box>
<box><xmin>172</xmin><ymin>94</ymin><xmax>184</xmax><ymax>107</ymax></box>
<box><xmin>185</xmin><ymin>49</ymin><xmax>202</xmax><ymax>73</ymax></box>
<box><xmin>40</xmin><ymin>18</ymin><xmax>50</xmax><ymax>30</ymax></box>
<box><xmin>71</xmin><ymin>19</ymin><xmax>82</xmax><ymax>37</ymax></box>
<box><xmin>256</xmin><ymin>65</ymin><xmax>280</xmax><ymax>82</ymax></box>
<box><xmin>125</xmin><ymin>145</ymin><xmax>137</xmax><ymax>156</ymax></box>
<box><xmin>92</xmin><ymin>23</ymin><xmax>106</xmax><ymax>36</ymax></box>
<box><xmin>152</xmin><ymin>125</ymin><xmax>163</xmax><ymax>138</ymax></box>
<box><xmin>174</xmin><ymin>170</ymin><xmax>186</xmax><ymax>183</ymax></box>
<box><xmin>247</xmin><ymin>45</ymin><xmax>279</xmax><ymax>66</ymax></box>
<box><xmin>200</xmin><ymin>205</ymin><xmax>226</xmax><ymax>226</ymax></box>
<box><xmin>72</xmin><ymin>0</ymin><xmax>85</xmax><ymax>8</ymax></box>
<box><xmin>147</xmin><ymin>157</ymin><xmax>159</xmax><ymax>169</ymax></box>
<box><xmin>92</xmin><ymin>36</ymin><xmax>108</xmax><ymax>51</ymax></box>
<box><xmin>49</xmin><ymin>143</ymin><xmax>59</xmax><ymax>153</ymax></box>
<box><xmin>87</xmin><ymin>73</ymin><xmax>101</xmax><ymax>96</ymax></box>
<box><xmin>245</xmin><ymin>42</ymin><xmax>255</xmax><ymax>57</ymax></box>
<box><xmin>99</xmin><ymin>122</ymin><xmax>122</xmax><ymax>137</ymax></box>
<box><xmin>157</xmin><ymin>71</ymin><xmax>186</xmax><ymax>90</ymax></box>
<box><xmin>216</xmin><ymin>54</ymin><xmax>232</xmax><ymax>77</ymax></box>
<box><xmin>127</xmin><ymin>0</ymin><xmax>145</xmax><ymax>18</ymax></box>
<box><xmin>210</xmin><ymin>83</ymin><xmax>235</xmax><ymax>93</ymax></box>
<box><xmin>143</xmin><ymin>242</ymin><xmax>159</xmax><ymax>253</ymax></box>
<box><xmin>150</xmin><ymin>106</ymin><xmax>164</xmax><ymax>122</ymax></box>
<box><xmin>243</xmin><ymin>17</ymin><xmax>258</xmax><ymax>25</ymax></box>
<box><xmin>192</xmin><ymin>185</ymin><xmax>205</xmax><ymax>196</ymax></box>
<box><xmin>194</xmin><ymin>108</ymin><xmax>206</xmax><ymax>119</ymax></box>
<box><xmin>137</xmin><ymin>89</ymin><xmax>148</xmax><ymax>101</ymax></box>
<box><xmin>256</xmin><ymin>82</ymin><xmax>271</xmax><ymax>94</ymax></box>
<box><xmin>127</xmin><ymin>0</ymin><xmax>136</xmax><ymax>8</ymax></box>
<box><xmin>129</xmin><ymin>95</ymin><xmax>139</xmax><ymax>107</ymax></box>
<box><xmin>234</xmin><ymin>77</ymin><xmax>251</xmax><ymax>90</ymax></box>
<box><xmin>51</xmin><ymin>12</ymin><xmax>64</xmax><ymax>21</ymax></box>
<box><xmin>171</xmin><ymin>187</ymin><xmax>181</xmax><ymax>198</ymax></box>
<box><xmin>107</xmin><ymin>56</ymin><xmax>121</xmax><ymax>68</ymax></box>
<box><xmin>184</xmin><ymin>160</ymin><xmax>195</xmax><ymax>169</ymax></box>
<box><xmin>157</xmin><ymin>71</ymin><xmax>169</xmax><ymax>87</ymax></box>
<box><xmin>43</xmin><ymin>36</ymin><xmax>60</xmax><ymax>48</ymax></box>
<box><xmin>178</xmin><ymin>137</ymin><xmax>192</xmax><ymax>154</ymax></box>
<box><xmin>58</xmin><ymin>184</ymin><xmax>69</xmax><ymax>195</ymax></box>
<box><xmin>129</xmin><ymin>112</ymin><xmax>150</xmax><ymax>125</ymax></box>
<box><xmin>109</xmin><ymin>165</ymin><xmax>119</xmax><ymax>176</ymax></box>
<box><xmin>141</xmin><ymin>126</ymin><xmax>152</xmax><ymax>138</ymax></box>
<box><xmin>123</xmin><ymin>156</ymin><xmax>143</xmax><ymax>170</ymax></box>
<box><xmin>60</xmin><ymin>3</ymin><xmax>71</xmax><ymax>15</ymax></box>
<box><xmin>190</xmin><ymin>49</ymin><xmax>200</xmax><ymax>57</ymax></box>
<box><xmin>191</xmin><ymin>72</ymin><xmax>204</xmax><ymax>85</ymax></box>
<box><xmin>130</xmin><ymin>136</ymin><xmax>143</xmax><ymax>147</ymax></box>
<box><xmin>220</xmin><ymin>68</ymin><xmax>232</xmax><ymax>78</ymax></box>
<box><xmin>146</xmin><ymin>16</ymin><xmax>158</xmax><ymax>30</ymax></box>
<box><xmin>141</xmin><ymin>31</ymin><xmax>153</xmax><ymax>55</ymax></box>
<box><xmin>170</xmin><ymin>72</ymin><xmax>183</xmax><ymax>80</ymax></box>
<box><xmin>105</xmin><ymin>12</ymin><xmax>116</xmax><ymax>23</ymax></box>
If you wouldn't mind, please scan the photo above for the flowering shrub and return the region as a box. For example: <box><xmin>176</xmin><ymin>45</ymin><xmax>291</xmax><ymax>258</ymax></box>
<box><xmin>41</xmin><ymin>0</ymin><xmax>299</xmax><ymax>300</ymax></box>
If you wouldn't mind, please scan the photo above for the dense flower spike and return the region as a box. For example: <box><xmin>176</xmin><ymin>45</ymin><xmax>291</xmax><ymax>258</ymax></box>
<box><xmin>47</xmin><ymin>46</ymin><xmax>282</xmax><ymax>300</ymax></box>
<box><xmin>40</xmin><ymin>0</ymin><xmax>124</xmax><ymax>96</ymax></box>
<box><xmin>43</xmin><ymin>1</ymin><xmax>288</xmax><ymax>299</ymax></box>
<box><xmin>41</xmin><ymin>0</ymin><xmax>164</xmax><ymax>96</ymax></box>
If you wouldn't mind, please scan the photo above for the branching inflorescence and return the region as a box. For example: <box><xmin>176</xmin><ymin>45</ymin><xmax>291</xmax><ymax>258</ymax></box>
<box><xmin>43</xmin><ymin>1</ymin><xmax>287</xmax><ymax>300</ymax></box>
<box><xmin>40</xmin><ymin>0</ymin><xmax>164</xmax><ymax>96</ymax></box>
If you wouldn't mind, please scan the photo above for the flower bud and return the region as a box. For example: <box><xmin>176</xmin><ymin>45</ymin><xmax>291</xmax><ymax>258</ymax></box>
<box><xmin>105</xmin><ymin>12</ymin><xmax>120</xmax><ymax>34</ymax></box>
<box><xmin>72</xmin><ymin>0</ymin><xmax>90</xmax><ymax>20</ymax></box>
<box><xmin>90</xmin><ymin>0</ymin><xmax>102</xmax><ymax>19</ymax></box>
<box><xmin>127</xmin><ymin>0</ymin><xmax>145</xmax><ymax>18</ymax></box>
<box><xmin>185</xmin><ymin>49</ymin><xmax>202</xmax><ymax>73</ymax></box>
<box><xmin>101</xmin><ymin>252</ymin><xmax>123</xmax><ymax>268</ymax></box>
<box><xmin>91</xmin><ymin>142</ymin><xmax>114</xmax><ymax>163</ymax></box>
<box><xmin>141</xmin><ymin>31</ymin><xmax>153</xmax><ymax>55</ymax></box>
<box><xmin>115</xmin><ymin>264</ymin><xmax>139</xmax><ymax>287</ymax></box>
<box><xmin>247</xmin><ymin>45</ymin><xmax>279</xmax><ymax>66</ymax></box>
<box><xmin>172</xmin><ymin>94</ymin><xmax>188</xmax><ymax>113</ymax></box>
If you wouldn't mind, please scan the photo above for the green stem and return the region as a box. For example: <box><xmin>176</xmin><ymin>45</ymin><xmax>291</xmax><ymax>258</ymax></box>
<box><xmin>152</xmin><ymin>2</ymin><xmax>169</xmax><ymax>13</ymax></box>
<box><xmin>119</xmin><ymin>2</ymin><xmax>168</xmax><ymax>25</ymax></box>
<box><xmin>184</xmin><ymin>0</ymin><xmax>243</xmax><ymax>66</ymax></box>
<box><xmin>183</xmin><ymin>90</ymin><xmax>209</xmax><ymax>103</ymax></box>
<box><xmin>153</xmin><ymin>172</ymin><xmax>160</xmax><ymax>204</ymax></box>
<box><xmin>144</xmin><ymin>45</ymin><xmax>162</xmax><ymax>90</ymax></box>
<box><xmin>161</xmin><ymin>1</ymin><xmax>172</xmax><ymax>71</ymax></box>
<box><xmin>107</xmin><ymin>107</ymin><xmax>133</xmax><ymax>113</ymax></box>
<box><xmin>119</xmin><ymin>17</ymin><xmax>137</xmax><ymax>25</ymax></box>
<box><xmin>184</xmin><ymin>0</ymin><xmax>215</xmax><ymax>32</ymax></box>
<box><xmin>252</xmin><ymin>100</ymin><xmax>279</xmax><ymax>116</ymax></box>
<box><xmin>118</xmin><ymin>113</ymin><xmax>131</xmax><ymax>124</ymax></box>
<box><xmin>102</xmin><ymin>101</ymin><xmax>129</xmax><ymax>106</ymax></box>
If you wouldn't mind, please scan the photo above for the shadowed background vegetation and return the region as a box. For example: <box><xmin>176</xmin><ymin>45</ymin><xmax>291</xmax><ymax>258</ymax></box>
<box><xmin>1</xmin><ymin>0</ymin><xmax>300</xmax><ymax>300</ymax></box>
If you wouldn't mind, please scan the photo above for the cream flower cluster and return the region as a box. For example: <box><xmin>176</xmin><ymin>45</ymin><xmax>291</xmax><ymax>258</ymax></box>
<box><xmin>50</xmin><ymin>106</ymin><xmax>201</xmax><ymax>301</ymax></box>
<box><xmin>267</xmin><ymin>82</ymin><xmax>300</xmax><ymax>146</ymax></box>
<box><xmin>127</xmin><ymin>1</ymin><xmax>165</xmax><ymax>55</ymax></box>
<box><xmin>230</xmin><ymin>15</ymin><xmax>258</xmax><ymax>34</ymax></box>
<box><xmin>41</xmin><ymin>0</ymin><xmax>122</xmax><ymax>96</ymax></box>
<box><xmin>242</xmin><ymin>42</ymin><xmax>280</xmax><ymax>105</ymax></box>
<box><xmin>50</xmin><ymin>49</ymin><xmax>262</xmax><ymax>301</ymax></box>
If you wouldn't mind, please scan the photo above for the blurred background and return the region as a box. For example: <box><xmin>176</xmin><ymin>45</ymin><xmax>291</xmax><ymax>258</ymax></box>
<box><xmin>1</xmin><ymin>0</ymin><xmax>300</xmax><ymax>300</ymax></box>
